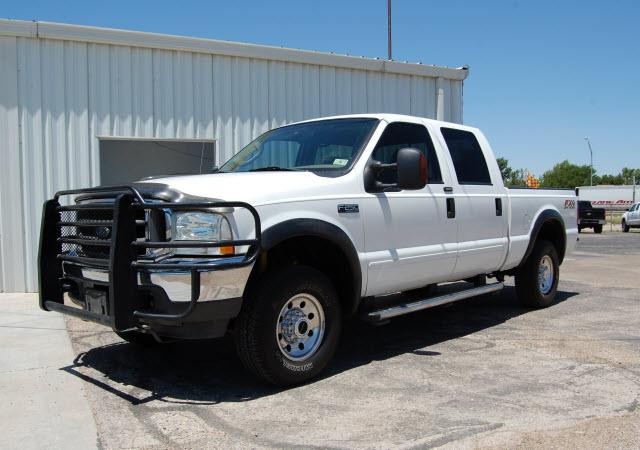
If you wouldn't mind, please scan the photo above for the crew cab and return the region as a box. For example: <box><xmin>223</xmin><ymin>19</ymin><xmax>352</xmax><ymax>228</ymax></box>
<box><xmin>39</xmin><ymin>114</ymin><xmax>578</xmax><ymax>385</ymax></box>
<box><xmin>577</xmin><ymin>200</ymin><xmax>606</xmax><ymax>233</ymax></box>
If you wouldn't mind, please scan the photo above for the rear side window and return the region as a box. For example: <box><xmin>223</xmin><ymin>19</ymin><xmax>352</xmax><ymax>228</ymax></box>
<box><xmin>371</xmin><ymin>122</ymin><xmax>443</xmax><ymax>184</ymax></box>
<box><xmin>441</xmin><ymin>128</ymin><xmax>491</xmax><ymax>185</ymax></box>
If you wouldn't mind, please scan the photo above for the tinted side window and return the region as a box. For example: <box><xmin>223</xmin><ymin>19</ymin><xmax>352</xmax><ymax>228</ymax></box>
<box><xmin>371</xmin><ymin>122</ymin><xmax>443</xmax><ymax>184</ymax></box>
<box><xmin>441</xmin><ymin>128</ymin><xmax>491</xmax><ymax>185</ymax></box>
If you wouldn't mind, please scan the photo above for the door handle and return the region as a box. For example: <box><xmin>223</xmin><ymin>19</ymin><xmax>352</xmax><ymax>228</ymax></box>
<box><xmin>443</xmin><ymin>186</ymin><xmax>453</xmax><ymax>193</ymax></box>
<box><xmin>446</xmin><ymin>198</ymin><xmax>456</xmax><ymax>219</ymax></box>
<box><xmin>495</xmin><ymin>198</ymin><xmax>503</xmax><ymax>216</ymax></box>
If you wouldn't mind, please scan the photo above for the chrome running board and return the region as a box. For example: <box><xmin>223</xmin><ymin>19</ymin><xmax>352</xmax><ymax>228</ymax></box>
<box><xmin>366</xmin><ymin>282</ymin><xmax>504</xmax><ymax>321</ymax></box>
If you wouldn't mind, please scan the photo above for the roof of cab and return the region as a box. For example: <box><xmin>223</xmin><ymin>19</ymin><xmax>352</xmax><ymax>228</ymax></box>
<box><xmin>289</xmin><ymin>113</ymin><xmax>480</xmax><ymax>133</ymax></box>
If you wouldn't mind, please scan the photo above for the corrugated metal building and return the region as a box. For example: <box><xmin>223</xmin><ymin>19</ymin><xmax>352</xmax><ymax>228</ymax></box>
<box><xmin>0</xmin><ymin>19</ymin><xmax>469</xmax><ymax>292</ymax></box>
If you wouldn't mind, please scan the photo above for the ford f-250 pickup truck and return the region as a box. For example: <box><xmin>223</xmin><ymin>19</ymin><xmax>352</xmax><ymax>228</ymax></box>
<box><xmin>39</xmin><ymin>114</ymin><xmax>578</xmax><ymax>385</ymax></box>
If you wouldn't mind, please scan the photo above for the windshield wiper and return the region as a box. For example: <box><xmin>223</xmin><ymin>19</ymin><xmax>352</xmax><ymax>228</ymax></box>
<box><xmin>249</xmin><ymin>166</ymin><xmax>296</xmax><ymax>172</ymax></box>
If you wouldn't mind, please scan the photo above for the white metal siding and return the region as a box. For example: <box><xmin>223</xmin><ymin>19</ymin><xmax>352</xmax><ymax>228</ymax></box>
<box><xmin>0</xmin><ymin>22</ymin><xmax>465</xmax><ymax>292</ymax></box>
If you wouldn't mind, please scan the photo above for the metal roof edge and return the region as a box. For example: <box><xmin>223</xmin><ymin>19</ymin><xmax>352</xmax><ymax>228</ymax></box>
<box><xmin>0</xmin><ymin>18</ymin><xmax>469</xmax><ymax>80</ymax></box>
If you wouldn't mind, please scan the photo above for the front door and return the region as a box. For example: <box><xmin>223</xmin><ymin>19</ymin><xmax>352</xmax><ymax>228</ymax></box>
<box><xmin>362</xmin><ymin>121</ymin><xmax>458</xmax><ymax>296</ymax></box>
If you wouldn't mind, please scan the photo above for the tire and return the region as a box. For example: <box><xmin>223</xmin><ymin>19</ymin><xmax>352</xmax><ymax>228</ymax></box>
<box><xmin>622</xmin><ymin>220</ymin><xmax>629</xmax><ymax>233</ymax></box>
<box><xmin>515</xmin><ymin>240</ymin><xmax>559</xmax><ymax>308</ymax></box>
<box><xmin>594</xmin><ymin>224</ymin><xmax>603</xmax><ymax>234</ymax></box>
<box><xmin>115</xmin><ymin>330</ymin><xmax>161</xmax><ymax>346</ymax></box>
<box><xmin>234</xmin><ymin>265</ymin><xmax>341</xmax><ymax>386</ymax></box>
<box><xmin>577</xmin><ymin>226</ymin><xmax>582</xmax><ymax>233</ymax></box>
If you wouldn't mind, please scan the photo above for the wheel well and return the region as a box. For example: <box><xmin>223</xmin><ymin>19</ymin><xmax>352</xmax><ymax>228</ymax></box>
<box><xmin>537</xmin><ymin>219</ymin><xmax>566</xmax><ymax>263</ymax></box>
<box><xmin>246</xmin><ymin>236</ymin><xmax>358</xmax><ymax>315</ymax></box>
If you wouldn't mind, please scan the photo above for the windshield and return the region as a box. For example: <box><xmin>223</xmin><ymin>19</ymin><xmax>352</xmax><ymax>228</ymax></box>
<box><xmin>219</xmin><ymin>118</ymin><xmax>378</xmax><ymax>176</ymax></box>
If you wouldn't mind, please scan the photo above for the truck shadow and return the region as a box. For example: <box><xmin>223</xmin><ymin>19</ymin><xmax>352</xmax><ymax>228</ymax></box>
<box><xmin>62</xmin><ymin>286</ymin><xmax>577</xmax><ymax>405</ymax></box>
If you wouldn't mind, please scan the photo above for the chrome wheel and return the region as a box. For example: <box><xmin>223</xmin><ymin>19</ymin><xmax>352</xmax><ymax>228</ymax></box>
<box><xmin>538</xmin><ymin>255</ymin><xmax>554</xmax><ymax>295</ymax></box>
<box><xmin>276</xmin><ymin>293</ymin><xmax>325</xmax><ymax>362</ymax></box>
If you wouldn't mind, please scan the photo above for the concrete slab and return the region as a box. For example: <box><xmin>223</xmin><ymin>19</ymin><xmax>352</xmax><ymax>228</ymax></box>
<box><xmin>60</xmin><ymin>232</ymin><xmax>640</xmax><ymax>449</ymax></box>
<box><xmin>0</xmin><ymin>293</ymin><xmax>98</xmax><ymax>450</ymax></box>
<box><xmin>3</xmin><ymin>232</ymin><xmax>638</xmax><ymax>449</ymax></box>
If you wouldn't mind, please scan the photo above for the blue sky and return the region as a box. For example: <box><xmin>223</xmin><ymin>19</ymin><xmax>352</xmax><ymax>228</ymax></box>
<box><xmin>4</xmin><ymin>0</ymin><xmax>639</xmax><ymax>176</ymax></box>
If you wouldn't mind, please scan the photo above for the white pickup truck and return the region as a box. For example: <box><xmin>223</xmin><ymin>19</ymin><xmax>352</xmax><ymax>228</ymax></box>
<box><xmin>39</xmin><ymin>114</ymin><xmax>578</xmax><ymax>385</ymax></box>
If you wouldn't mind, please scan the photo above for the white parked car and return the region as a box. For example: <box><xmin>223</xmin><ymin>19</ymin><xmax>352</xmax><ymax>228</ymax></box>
<box><xmin>622</xmin><ymin>202</ymin><xmax>640</xmax><ymax>232</ymax></box>
<box><xmin>39</xmin><ymin>114</ymin><xmax>578</xmax><ymax>385</ymax></box>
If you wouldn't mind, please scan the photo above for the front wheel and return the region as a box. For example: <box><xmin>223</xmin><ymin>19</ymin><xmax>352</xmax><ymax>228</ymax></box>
<box><xmin>515</xmin><ymin>240</ymin><xmax>559</xmax><ymax>308</ymax></box>
<box><xmin>234</xmin><ymin>265</ymin><xmax>341</xmax><ymax>386</ymax></box>
<box><xmin>594</xmin><ymin>224</ymin><xmax>603</xmax><ymax>234</ymax></box>
<box><xmin>622</xmin><ymin>220</ymin><xmax>630</xmax><ymax>232</ymax></box>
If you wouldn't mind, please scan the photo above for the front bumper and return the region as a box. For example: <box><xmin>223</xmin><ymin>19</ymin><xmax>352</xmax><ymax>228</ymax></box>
<box><xmin>38</xmin><ymin>185</ymin><xmax>261</xmax><ymax>340</ymax></box>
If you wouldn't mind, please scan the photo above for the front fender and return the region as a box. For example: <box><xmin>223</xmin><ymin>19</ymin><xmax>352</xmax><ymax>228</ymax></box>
<box><xmin>259</xmin><ymin>218</ymin><xmax>362</xmax><ymax>315</ymax></box>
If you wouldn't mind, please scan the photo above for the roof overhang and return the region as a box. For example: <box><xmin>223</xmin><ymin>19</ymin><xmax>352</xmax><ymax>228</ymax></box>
<box><xmin>0</xmin><ymin>19</ymin><xmax>469</xmax><ymax>81</ymax></box>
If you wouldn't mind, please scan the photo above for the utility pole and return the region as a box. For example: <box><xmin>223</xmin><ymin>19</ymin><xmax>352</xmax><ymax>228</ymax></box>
<box><xmin>387</xmin><ymin>0</ymin><xmax>392</xmax><ymax>60</ymax></box>
<box><xmin>584</xmin><ymin>137</ymin><xmax>594</xmax><ymax>186</ymax></box>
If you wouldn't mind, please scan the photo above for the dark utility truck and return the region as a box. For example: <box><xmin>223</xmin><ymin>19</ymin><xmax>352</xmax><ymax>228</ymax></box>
<box><xmin>577</xmin><ymin>200</ymin><xmax>606</xmax><ymax>233</ymax></box>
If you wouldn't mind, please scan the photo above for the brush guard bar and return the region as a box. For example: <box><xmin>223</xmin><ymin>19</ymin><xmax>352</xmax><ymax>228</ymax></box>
<box><xmin>38</xmin><ymin>185</ymin><xmax>261</xmax><ymax>330</ymax></box>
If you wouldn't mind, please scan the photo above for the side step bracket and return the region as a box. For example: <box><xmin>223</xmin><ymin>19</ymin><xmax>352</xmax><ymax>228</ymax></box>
<box><xmin>365</xmin><ymin>282</ymin><xmax>504</xmax><ymax>322</ymax></box>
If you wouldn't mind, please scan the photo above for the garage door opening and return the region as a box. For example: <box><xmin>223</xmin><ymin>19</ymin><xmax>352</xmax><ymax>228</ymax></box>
<box><xmin>99</xmin><ymin>139</ymin><xmax>216</xmax><ymax>185</ymax></box>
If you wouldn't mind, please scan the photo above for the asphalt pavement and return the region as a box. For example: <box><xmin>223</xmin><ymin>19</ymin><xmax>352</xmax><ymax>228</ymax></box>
<box><xmin>2</xmin><ymin>230</ymin><xmax>639</xmax><ymax>449</ymax></box>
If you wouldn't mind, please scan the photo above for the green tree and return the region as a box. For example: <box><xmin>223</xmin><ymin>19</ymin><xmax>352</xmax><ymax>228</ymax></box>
<box><xmin>496</xmin><ymin>157</ymin><xmax>526</xmax><ymax>186</ymax></box>
<box><xmin>540</xmin><ymin>160</ymin><xmax>594</xmax><ymax>188</ymax></box>
<box><xmin>621</xmin><ymin>167</ymin><xmax>640</xmax><ymax>184</ymax></box>
<box><xmin>496</xmin><ymin>157</ymin><xmax>512</xmax><ymax>181</ymax></box>
<box><xmin>598</xmin><ymin>174</ymin><xmax>624</xmax><ymax>185</ymax></box>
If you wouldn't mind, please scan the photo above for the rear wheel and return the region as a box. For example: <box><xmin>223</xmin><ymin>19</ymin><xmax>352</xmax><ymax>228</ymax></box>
<box><xmin>594</xmin><ymin>224</ymin><xmax>603</xmax><ymax>234</ymax></box>
<box><xmin>622</xmin><ymin>220</ymin><xmax>629</xmax><ymax>232</ymax></box>
<box><xmin>234</xmin><ymin>265</ymin><xmax>341</xmax><ymax>386</ymax></box>
<box><xmin>515</xmin><ymin>240</ymin><xmax>559</xmax><ymax>308</ymax></box>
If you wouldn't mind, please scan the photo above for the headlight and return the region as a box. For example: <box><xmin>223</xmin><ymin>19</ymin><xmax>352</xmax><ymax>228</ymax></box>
<box><xmin>173</xmin><ymin>212</ymin><xmax>233</xmax><ymax>255</ymax></box>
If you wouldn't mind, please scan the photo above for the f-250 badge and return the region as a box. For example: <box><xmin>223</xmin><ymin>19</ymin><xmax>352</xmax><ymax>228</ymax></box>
<box><xmin>338</xmin><ymin>204</ymin><xmax>359</xmax><ymax>214</ymax></box>
<box><xmin>564</xmin><ymin>200</ymin><xmax>576</xmax><ymax>209</ymax></box>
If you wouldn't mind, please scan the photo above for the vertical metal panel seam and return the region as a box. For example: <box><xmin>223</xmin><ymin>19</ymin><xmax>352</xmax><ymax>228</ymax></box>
<box><xmin>85</xmin><ymin>42</ymin><xmax>94</xmax><ymax>185</ymax></box>
<box><xmin>82</xmin><ymin>42</ymin><xmax>90</xmax><ymax>186</ymax></box>
<box><xmin>63</xmin><ymin>42</ymin><xmax>71</xmax><ymax>191</ymax></box>
<box><xmin>191</xmin><ymin>52</ymin><xmax>196</xmax><ymax>138</ymax></box>
<box><xmin>151</xmin><ymin>48</ymin><xmax>156</xmax><ymax>137</ymax></box>
<box><xmin>129</xmin><ymin>45</ymin><xmax>135</xmax><ymax>136</ymax></box>
<box><xmin>209</xmin><ymin>54</ymin><xmax>216</xmax><ymax>165</ymax></box>
<box><xmin>170</xmin><ymin>50</ymin><xmax>176</xmax><ymax>136</ymax></box>
<box><xmin>16</xmin><ymin>36</ymin><xmax>27</xmax><ymax>290</ymax></box>
<box><xmin>38</xmin><ymin>39</ymin><xmax>49</xmax><ymax>194</ymax></box>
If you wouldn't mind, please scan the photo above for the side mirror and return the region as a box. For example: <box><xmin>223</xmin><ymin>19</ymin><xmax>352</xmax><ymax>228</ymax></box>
<box><xmin>364</xmin><ymin>148</ymin><xmax>428</xmax><ymax>192</ymax></box>
<box><xmin>397</xmin><ymin>148</ymin><xmax>428</xmax><ymax>190</ymax></box>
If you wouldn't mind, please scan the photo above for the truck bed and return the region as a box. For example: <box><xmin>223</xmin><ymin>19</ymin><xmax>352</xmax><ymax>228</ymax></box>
<box><xmin>501</xmin><ymin>188</ymin><xmax>578</xmax><ymax>271</ymax></box>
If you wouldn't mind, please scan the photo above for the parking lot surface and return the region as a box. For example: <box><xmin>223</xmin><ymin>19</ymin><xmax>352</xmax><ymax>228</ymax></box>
<box><xmin>10</xmin><ymin>231</ymin><xmax>640</xmax><ymax>449</ymax></box>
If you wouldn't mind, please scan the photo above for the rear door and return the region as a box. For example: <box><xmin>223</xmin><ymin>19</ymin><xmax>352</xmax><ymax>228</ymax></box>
<box><xmin>362</xmin><ymin>120</ymin><xmax>458</xmax><ymax>296</ymax></box>
<box><xmin>436</xmin><ymin>127</ymin><xmax>508</xmax><ymax>278</ymax></box>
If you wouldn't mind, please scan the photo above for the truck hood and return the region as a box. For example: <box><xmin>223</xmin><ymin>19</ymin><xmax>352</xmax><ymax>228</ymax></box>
<box><xmin>138</xmin><ymin>171</ymin><xmax>350</xmax><ymax>205</ymax></box>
